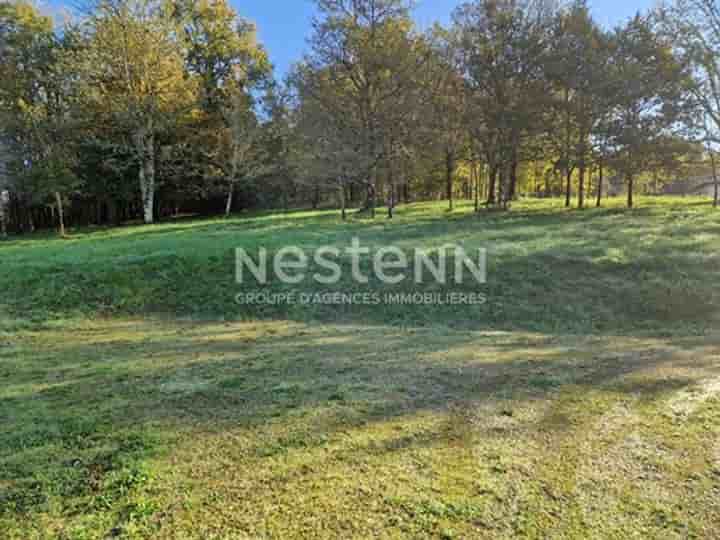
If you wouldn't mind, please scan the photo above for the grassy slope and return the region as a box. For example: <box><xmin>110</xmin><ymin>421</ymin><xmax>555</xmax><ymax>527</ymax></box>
<box><xmin>1</xmin><ymin>198</ymin><xmax>720</xmax><ymax>539</ymax></box>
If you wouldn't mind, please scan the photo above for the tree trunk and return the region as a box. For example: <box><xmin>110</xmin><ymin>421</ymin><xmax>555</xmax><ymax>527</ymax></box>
<box><xmin>546</xmin><ymin>171</ymin><xmax>553</xmax><ymax>197</ymax></box>
<box><xmin>446</xmin><ymin>150</ymin><xmax>454</xmax><ymax>211</ymax></box>
<box><xmin>386</xmin><ymin>155</ymin><xmax>396</xmax><ymax>220</ymax></box>
<box><xmin>596</xmin><ymin>162</ymin><xmax>604</xmax><ymax>208</ymax></box>
<box><xmin>136</xmin><ymin>127</ymin><xmax>156</xmax><ymax>225</ymax></box>
<box><xmin>487</xmin><ymin>164</ymin><xmax>497</xmax><ymax>205</ymax></box>
<box><xmin>503</xmin><ymin>161</ymin><xmax>515</xmax><ymax>210</ymax></box>
<box><xmin>473</xmin><ymin>162</ymin><xmax>480</xmax><ymax>213</ymax></box>
<box><xmin>312</xmin><ymin>183</ymin><xmax>320</xmax><ymax>210</ymax></box>
<box><xmin>509</xmin><ymin>159</ymin><xmax>518</xmax><ymax>202</ymax></box>
<box><xmin>498</xmin><ymin>164</ymin><xmax>511</xmax><ymax>210</ymax></box>
<box><xmin>387</xmin><ymin>174</ymin><xmax>395</xmax><ymax>220</ymax></box>
<box><xmin>627</xmin><ymin>175</ymin><xmax>634</xmax><ymax>208</ymax></box>
<box><xmin>339</xmin><ymin>182</ymin><xmax>347</xmax><ymax>221</ymax></box>
<box><xmin>565</xmin><ymin>168</ymin><xmax>572</xmax><ymax>208</ymax></box>
<box><xmin>711</xmin><ymin>151</ymin><xmax>719</xmax><ymax>208</ymax></box>
<box><xmin>496</xmin><ymin>168</ymin><xmax>505</xmax><ymax>208</ymax></box>
<box><xmin>55</xmin><ymin>191</ymin><xmax>66</xmax><ymax>237</ymax></box>
<box><xmin>578</xmin><ymin>163</ymin><xmax>585</xmax><ymax>209</ymax></box>
<box><xmin>225</xmin><ymin>145</ymin><xmax>240</xmax><ymax>219</ymax></box>
<box><xmin>225</xmin><ymin>181</ymin><xmax>234</xmax><ymax>218</ymax></box>
<box><xmin>366</xmin><ymin>183</ymin><xmax>376</xmax><ymax>219</ymax></box>
<box><xmin>0</xmin><ymin>192</ymin><xmax>7</xmax><ymax>238</ymax></box>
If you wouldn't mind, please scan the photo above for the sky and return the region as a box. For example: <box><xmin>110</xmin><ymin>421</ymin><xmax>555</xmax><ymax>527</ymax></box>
<box><xmin>44</xmin><ymin>0</ymin><xmax>656</xmax><ymax>79</ymax></box>
<box><xmin>234</xmin><ymin>0</ymin><xmax>657</xmax><ymax>80</ymax></box>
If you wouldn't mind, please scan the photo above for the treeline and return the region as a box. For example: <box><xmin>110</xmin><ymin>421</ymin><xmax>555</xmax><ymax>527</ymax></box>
<box><xmin>1</xmin><ymin>0</ymin><xmax>719</xmax><ymax>235</ymax></box>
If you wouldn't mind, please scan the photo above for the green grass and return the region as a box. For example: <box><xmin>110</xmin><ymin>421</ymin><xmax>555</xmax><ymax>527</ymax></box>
<box><xmin>1</xmin><ymin>197</ymin><xmax>719</xmax><ymax>538</ymax></box>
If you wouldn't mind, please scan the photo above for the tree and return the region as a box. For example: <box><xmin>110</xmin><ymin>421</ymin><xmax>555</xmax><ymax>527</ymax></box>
<box><xmin>292</xmin><ymin>64</ymin><xmax>369</xmax><ymax>219</ymax></box>
<box><xmin>77</xmin><ymin>0</ymin><xmax>197</xmax><ymax>224</ymax></box>
<box><xmin>454</xmin><ymin>0</ymin><xmax>557</xmax><ymax>210</ymax></box>
<box><xmin>301</xmin><ymin>0</ymin><xmax>425</xmax><ymax>218</ymax></box>
<box><xmin>175</xmin><ymin>0</ymin><xmax>271</xmax><ymax>217</ymax></box>
<box><xmin>603</xmin><ymin>15</ymin><xmax>689</xmax><ymax>208</ymax></box>
<box><xmin>0</xmin><ymin>0</ymin><xmax>711</xmax><ymax>233</ymax></box>
<box><xmin>425</xmin><ymin>26</ymin><xmax>468</xmax><ymax>212</ymax></box>
<box><xmin>660</xmin><ymin>0</ymin><xmax>720</xmax><ymax>207</ymax></box>
<box><xmin>0</xmin><ymin>1</ymin><xmax>81</xmax><ymax>236</ymax></box>
<box><xmin>547</xmin><ymin>0</ymin><xmax>610</xmax><ymax>209</ymax></box>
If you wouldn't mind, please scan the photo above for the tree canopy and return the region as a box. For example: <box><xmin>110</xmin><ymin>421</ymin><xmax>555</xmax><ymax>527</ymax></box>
<box><xmin>0</xmin><ymin>0</ymin><xmax>714</xmax><ymax>235</ymax></box>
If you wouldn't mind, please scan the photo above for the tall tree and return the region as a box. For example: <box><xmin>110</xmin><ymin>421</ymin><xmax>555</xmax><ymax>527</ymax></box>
<box><xmin>603</xmin><ymin>15</ymin><xmax>689</xmax><ymax>208</ymax></box>
<box><xmin>547</xmin><ymin>0</ymin><xmax>609</xmax><ymax>209</ymax></box>
<box><xmin>454</xmin><ymin>0</ymin><xmax>557</xmax><ymax>209</ymax></box>
<box><xmin>426</xmin><ymin>25</ymin><xmax>468</xmax><ymax>212</ymax></box>
<box><xmin>0</xmin><ymin>1</ymin><xmax>80</xmax><ymax>235</ymax></box>
<box><xmin>301</xmin><ymin>0</ymin><xmax>424</xmax><ymax>218</ymax></box>
<box><xmin>175</xmin><ymin>0</ymin><xmax>271</xmax><ymax>216</ymax></box>
<box><xmin>660</xmin><ymin>0</ymin><xmax>720</xmax><ymax>207</ymax></box>
<box><xmin>77</xmin><ymin>0</ymin><xmax>197</xmax><ymax>224</ymax></box>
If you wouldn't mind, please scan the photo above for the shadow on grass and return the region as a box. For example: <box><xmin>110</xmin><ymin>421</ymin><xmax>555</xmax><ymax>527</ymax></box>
<box><xmin>2</xmin><ymin>198</ymin><xmax>719</xmax><ymax>337</ymax></box>
<box><xmin>3</xmin><ymin>198</ymin><xmax>720</xmax><ymax>536</ymax></box>
<box><xmin>3</xmin><ymin>316</ymin><xmax>720</xmax><ymax>535</ymax></box>
<box><xmin>4</xmin><ymin>321</ymin><xmax>719</xmax><ymax>457</ymax></box>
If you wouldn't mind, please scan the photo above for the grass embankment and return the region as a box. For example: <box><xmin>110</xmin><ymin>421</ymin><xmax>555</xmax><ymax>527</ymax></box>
<box><xmin>1</xmin><ymin>198</ymin><xmax>719</xmax><ymax>538</ymax></box>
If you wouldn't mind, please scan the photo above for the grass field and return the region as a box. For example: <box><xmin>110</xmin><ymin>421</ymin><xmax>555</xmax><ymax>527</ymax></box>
<box><xmin>2</xmin><ymin>197</ymin><xmax>720</xmax><ymax>538</ymax></box>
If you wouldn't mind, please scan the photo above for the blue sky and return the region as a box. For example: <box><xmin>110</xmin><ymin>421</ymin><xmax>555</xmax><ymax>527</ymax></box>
<box><xmin>46</xmin><ymin>0</ymin><xmax>655</xmax><ymax>79</ymax></box>
<box><xmin>235</xmin><ymin>0</ymin><xmax>656</xmax><ymax>79</ymax></box>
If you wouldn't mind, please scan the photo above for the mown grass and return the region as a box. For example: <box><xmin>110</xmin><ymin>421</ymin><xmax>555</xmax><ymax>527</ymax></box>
<box><xmin>3</xmin><ymin>197</ymin><xmax>720</xmax><ymax>335</ymax></box>
<box><xmin>1</xmin><ymin>197</ymin><xmax>719</xmax><ymax>538</ymax></box>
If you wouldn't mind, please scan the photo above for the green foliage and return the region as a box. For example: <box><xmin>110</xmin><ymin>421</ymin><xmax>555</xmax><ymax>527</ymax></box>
<box><xmin>0</xmin><ymin>0</ymin><xmax>716</xmax><ymax>230</ymax></box>
<box><xmin>0</xmin><ymin>1</ymin><xmax>84</xmax><ymax>237</ymax></box>
<box><xmin>603</xmin><ymin>14</ymin><xmax>693</xmax><ymax>206</ymax></box>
